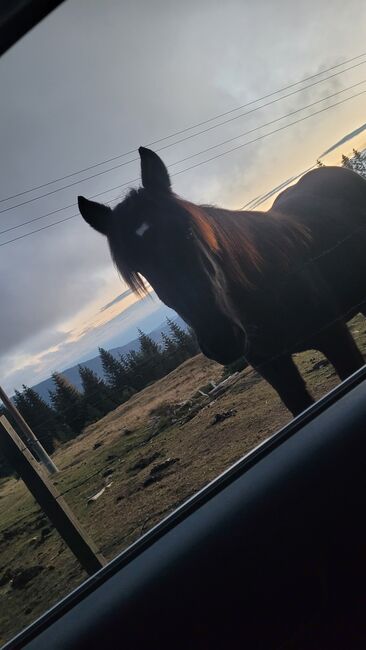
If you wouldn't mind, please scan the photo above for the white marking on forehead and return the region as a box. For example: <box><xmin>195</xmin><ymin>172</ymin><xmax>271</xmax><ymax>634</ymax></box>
<box><xmin>135</xmin><ymin>221</ymin><xmax>150</xmax><ymax>237</ymax></box>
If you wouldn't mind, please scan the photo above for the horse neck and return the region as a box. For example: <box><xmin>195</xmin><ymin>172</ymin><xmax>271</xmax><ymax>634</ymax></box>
<box><xmin>200</xmin><ymin>205</ymin><xmax>266</xmax><ymax>288</ymax></box>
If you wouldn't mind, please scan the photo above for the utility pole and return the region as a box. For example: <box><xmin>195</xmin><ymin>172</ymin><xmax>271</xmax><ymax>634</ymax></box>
<box><xmin>0</xmin><ymin>416</ymin><xmax>106</xmax><ymax>575</ymax></box>
<box><xmin>0</xmin><ymin>384</ymin><xmax>58</xmax><ymax>474</ymax></box>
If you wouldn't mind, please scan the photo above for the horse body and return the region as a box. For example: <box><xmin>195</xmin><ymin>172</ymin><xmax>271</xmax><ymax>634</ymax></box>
<box><xmin>273</xmin><ymin>167</ymin><xmax>366</xmax><ymax>322</ymax></box>
<box><xmin>78</xmin><ymin>148</ymin><xmax>366</xmax><ymax>417</ymax></box>
<box><xmin>217</xmin><ymin>166</ymin><xmax>366</xmax><ymax>413</ymax></box>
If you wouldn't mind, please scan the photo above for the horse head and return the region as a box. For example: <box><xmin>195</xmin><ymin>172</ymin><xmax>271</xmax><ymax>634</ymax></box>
<box><xmin>78</xmin><ymin>147</ymin><xmax>246</xmax><ymax>365</ymax></box>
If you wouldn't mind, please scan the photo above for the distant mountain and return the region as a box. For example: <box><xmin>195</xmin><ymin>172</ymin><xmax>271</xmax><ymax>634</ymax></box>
<box><xmin>31</xmin><ymin>316</ymin><xmax>187</xmax><ymax>403</ymax></box>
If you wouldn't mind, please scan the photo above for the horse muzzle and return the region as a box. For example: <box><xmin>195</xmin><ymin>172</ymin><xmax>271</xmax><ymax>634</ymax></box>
<box><xmin>197</xmin><ymin>325</ymin><xmax>246</xmax><ymax>366</ymax></box>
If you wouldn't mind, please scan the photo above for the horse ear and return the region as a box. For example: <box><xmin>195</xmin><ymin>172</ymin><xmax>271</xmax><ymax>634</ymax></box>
<box><xmin>139</xmin><ymin>147</ymin><xmax>171</xmax><ymax>193</ymax></box>
<box><xmin>78</xmin><ymin>196</ymin><xmax>111</xmax><ymax>236</ymax></box>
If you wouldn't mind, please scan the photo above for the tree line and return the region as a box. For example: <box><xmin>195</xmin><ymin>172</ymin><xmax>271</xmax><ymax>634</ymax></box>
<box><xmin>317</xmin><ymin>148</ymin><xmax>366</xmax><ymax>178</ymax></box>
<box><xmin>0</xmin><ymin>319</ymin><xmax>198</xmax><ymax>476</ymax></box>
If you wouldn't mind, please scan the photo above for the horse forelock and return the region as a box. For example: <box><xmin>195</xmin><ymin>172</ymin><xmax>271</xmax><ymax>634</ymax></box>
<box><xmin>111</xmin><ymin>247</ymin><xmax>148</xmax><ymax>297</ymax></box>
<box><xmin>108</xmin><ymin>188</ymin><xmax>152</xmax><ymax>297</ymax></box>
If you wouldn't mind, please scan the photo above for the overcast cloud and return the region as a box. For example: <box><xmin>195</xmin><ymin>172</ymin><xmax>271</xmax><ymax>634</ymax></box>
<box><xmin>1</xmin><ymin>0</ymin><xmax>366</xmax><ymax>393</ymax></box>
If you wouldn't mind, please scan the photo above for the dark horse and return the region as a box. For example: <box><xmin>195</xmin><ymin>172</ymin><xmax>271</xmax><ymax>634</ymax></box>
<box><xmin>78</xmin><ymin>147</ymin><xmax>366</xmax><ymax>416</ymax></box>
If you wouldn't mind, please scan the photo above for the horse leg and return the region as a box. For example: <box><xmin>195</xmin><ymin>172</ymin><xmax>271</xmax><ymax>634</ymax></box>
<box><xmin>252</xmin><ymin>354</ymin><xmax>314</xmax><ymax>417</ymax></box>
<box><xmin>314</xmin><ymin>323</ymin><xmax>364</xmax><ymax>381</ymax></box>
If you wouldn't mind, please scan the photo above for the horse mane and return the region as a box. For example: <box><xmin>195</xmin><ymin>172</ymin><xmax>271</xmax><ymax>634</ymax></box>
<box><xmin>109</xmin><ymin>189</ymin><xmax>150</xmax><ymax>297</ymax></box>
<box><xmin>111</xmin><ymin>245</ymin><xmax>148</xmax><ymax>297</ymax></box>
<box><xmin>118</xmin><ymin>265</ymin><xmax>148</xmax><ymax>297</ymax></box>
<box><xmin>176</xmin><ymin>198</ymin><xmax>311</xmax><ymax>290</ymax></box>
<box><xmin>111</xmin><ymin>189</ymin><xmax>310</xmax><ymax>299</ymax></box>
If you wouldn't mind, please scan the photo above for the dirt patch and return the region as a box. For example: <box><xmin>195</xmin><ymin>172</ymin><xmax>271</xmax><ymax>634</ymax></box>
<box><xmin>11</xmin><ymin>566</ymin><xmax>45</xmax><ymax>590</ymax></box>
<box><xmin>150</xmin><ymin>458</ymin><xmax>179</xmax><ymax>476</ymax></box>
<box><xmin>128</xmin><ymin>452</ymin><xmax>161</xmax><ymax>473</ymax></box>
<box><xmin>210</xmin><ymin>409</ymin><xmax>237</xmax><ymax>425</ymax></box>
<box><xmin>142</xmin><ymin>458</ymin><xmax>179</xmax><ymax>488</ymax></box>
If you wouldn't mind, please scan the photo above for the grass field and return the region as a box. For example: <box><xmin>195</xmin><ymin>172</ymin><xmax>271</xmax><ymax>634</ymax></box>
<box><xmin>1</xmin><ymin>314</ymin><xmax>365</xmax><ymax>644</ymax></box>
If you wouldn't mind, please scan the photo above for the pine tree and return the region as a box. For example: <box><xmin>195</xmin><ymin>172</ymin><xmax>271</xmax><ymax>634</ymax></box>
<box><xmin>118</xmin><ymin>354</ymin><xmax>137</xmax><ymax>398</ymax></box>
<box><xmin>138</xmin><ymin>329</ymin><xmax>161</xmax><ymax>358</ymax></box>
<box><xmin>13</xmin><ymin>387</ymin><xmax>53</xmax><ymax>453</ymax></box>
<box><xmin>161</xmin><ymin>331</ymin><xmax>180</xmax><ymax>372</ymax></box>
<box><xmin>187</xmin><ymin>326</ymin><xmax>200</xmax><ymax>355</ymax></box>
<box><xmin>0</xmin><ymin>405</ymin><xmax>16</xmax><ymax>477</ymax></box>
<box><xmin>161</xmin><ymin>331</ymin><xmax>178</xmax><ymax>355</ymax></box>
<box><xmin>84</xmin><ymin>403</ymin><xmax>103</xmax><ymax>426</ymax></box>
<box><xmin>124</xmin><ymin>349</ymin><xmax>146</xmax><ymax>391</ymax></box>
<box><xmin>166</xmin><ymin>318</ymin><xmax>199</xmax><ymax>357</ymax></box>
<box><xmin>78</xmin><ymin>365</ymin><xmax>117</xmax><ymax>420</ymax></box>
<box><xmin>98</xmin><ymin>347</ymin><xmax>131</xmax><ymax>401</ymax></box>
<box><xmin>137</xmin><ymin>329</ymin><xmax>164</xmax><ymax>382</ymax></box>
<box><xmin>351</xmin><ymin>149</ymin><xmax>366</xmax><ymax>177</ymax></box>
<box><xmin>49</xmin><ymin>373</ymin><xmax>86</xmax><ymax>437</ymax></box>
<box><xmin>13</xmin><ymin>388</ymin><xmax>28</xmax><ymax>414</ymax></box>
<box><xmin>21</xmin><ymin>385</ymin><xmax>71</xmax><ymax>449</ymax></box>
<box><xmin>12</xmin><ymin>387</ymin><xmax>61</xmax><ymax>454</ymax></box>
<box><xmin>340</xmin><ymin>150</ymin><xmax>366</xmax><ymax>178</ymax></box>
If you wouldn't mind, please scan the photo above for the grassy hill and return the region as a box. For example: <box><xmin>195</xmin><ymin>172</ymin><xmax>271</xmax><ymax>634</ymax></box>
<box><xmin>0</xmin><ymin>314</ymin><xmax>365</xmax><ymax>643</ymax></box>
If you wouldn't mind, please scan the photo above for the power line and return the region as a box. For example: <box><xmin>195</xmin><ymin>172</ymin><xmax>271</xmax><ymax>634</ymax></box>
<box><xmin>239</xmin><ymin>164</ymin><xmax>318</xmax><ymax>210</ymax></box>
<box><xmin>1</xmin><ymin>79</ymin><xmax>365</xmax><ymax>239</ymax></box>
<box><xmin>1</xmin><ymin>78</ymin><xmax>362</xmax><ymax>236</ymax></box>
<box><xmin>1</xmin><ymin>50</ymin><xmax>365</xmax><ymax>205</ymax></box>
<box><xmin>1</xmin><ymin>86</ymin><xmax>365</xmax><ymax>249</ymax></box>
<box><xmin>0</xmin><ymin>196</ymin><xmax>115</xmax><ymax>236</ymax></box>
<box><xmin>0</xmin><ymin>182</ymin><xmax>131</xmax><ymax>236</ymax></box>
<box><xmin>1</xmin><ymin>57</ymin><xmax>366</xmax><ymax>213</ymax></box>
<box><xmin>157</xmin><ymin>79</ymin><xmax>366</xmax><ymax>174</ymax></box>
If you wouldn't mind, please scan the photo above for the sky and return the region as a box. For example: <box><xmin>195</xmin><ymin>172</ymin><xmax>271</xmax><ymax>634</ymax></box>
<box><xmin>1</xmin><ymin>0</ymin><xmax>366</xmax><ymax>394</ymax></box>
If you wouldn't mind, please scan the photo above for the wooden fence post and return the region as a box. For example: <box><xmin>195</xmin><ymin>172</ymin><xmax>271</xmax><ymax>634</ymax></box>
<box><xmin>0</xmin><ymin>416</ymin><xmax>106</xmax><ymax>576</ymax></box>
<box><xmin>0</xmin><ymin>384</ymin><xmax>58</xmax><ymax>474</ymax></box>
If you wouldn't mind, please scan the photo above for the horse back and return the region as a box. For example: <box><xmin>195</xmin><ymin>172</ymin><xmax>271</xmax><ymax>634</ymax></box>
<box><xmin>272</xmin><ymin>166</ymin><xmax>366</xmax><ymax>214</ymax></box>
<box><xmin>248</xmin><ymin>165</ymin><xmax>366</xmax><ymax>354</ymax></box>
